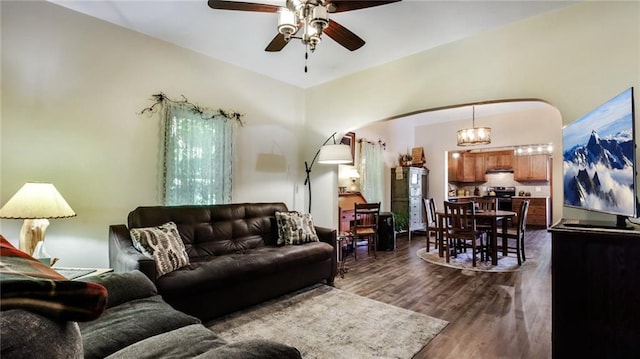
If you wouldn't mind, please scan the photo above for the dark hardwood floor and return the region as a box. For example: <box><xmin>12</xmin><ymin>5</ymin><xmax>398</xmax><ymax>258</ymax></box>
<box><xmin>334</xmin><ymin>228</ymin><xmax>551</xmax><ymax>359</ymax></box>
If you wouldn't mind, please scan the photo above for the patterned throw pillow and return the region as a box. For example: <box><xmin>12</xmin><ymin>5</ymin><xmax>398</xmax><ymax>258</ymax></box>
<box><xmin>275</xmin><ymin>211</ymin><xmax>320</xmax><ymax>245</ymax></box>
<box><xmin>129</xmin><ymin>222</ymin><xmax>190</xmax><ymax>277</ymax></box>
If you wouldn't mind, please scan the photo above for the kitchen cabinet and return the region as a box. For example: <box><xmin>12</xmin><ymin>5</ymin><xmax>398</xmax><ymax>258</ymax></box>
<box><xmin>447</xmin><ymin>152</ymin><xmax>458</xmax><ymax>182</ymax></box>
<box><xmin>448</xmin><ymin>152</ymin><xmax>484</xmax><ymax>183</ymax></box>
<box><xmin>391</xmin><ymin>167</ymin><xmax>428</xmax><ymax>233</ymax></box>
<box><xmin>514</xmin><ymin>154</ymin><xmax>549</xmax><ymax>181</ymax></box>
<box><xmin>457</xmin><ymin>152</ymin><xmax>476</xmax><ymax>182</ymax></box>
<box><xmin>485</xmin><ymin>150</ymin><xmax>513</xmax><ymax>169</ymax></box>
<box><xmin>474</xmin><ymin>154</ymin><xmax>486</xmax><ymax>182</ymax></box>
<box><xmin>513</xmin><ymin>197</ymin><xmax>549</xmax><ymax>227</ymax></box>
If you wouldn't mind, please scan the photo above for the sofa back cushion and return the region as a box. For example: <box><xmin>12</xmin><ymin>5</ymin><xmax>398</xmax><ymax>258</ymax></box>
<box><xmin>128</xmin><ymin>203</ymin><xmax>288</xmax><ymax>258</ymax></box>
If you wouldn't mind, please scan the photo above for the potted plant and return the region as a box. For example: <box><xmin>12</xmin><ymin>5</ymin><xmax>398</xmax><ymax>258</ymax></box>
<box><xmin>392</xmin><ymin>211</ymin><xmax>409</xmax><ymax>232</ymax></box>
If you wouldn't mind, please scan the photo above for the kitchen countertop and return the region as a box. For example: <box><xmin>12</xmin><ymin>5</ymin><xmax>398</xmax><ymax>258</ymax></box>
<box><xmin>447</xmin><ymin>195</ymin><xmax>483</xmax><ymax>200</ymax></box>
<box><xmin>447</xmin><ymin>195</ymin><xmax>550</xmax><ymax>200</ymax></box>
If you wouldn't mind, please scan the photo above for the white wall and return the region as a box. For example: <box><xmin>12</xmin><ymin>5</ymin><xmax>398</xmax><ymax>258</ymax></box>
<box><xmin>0</xmin><ymin>1</ymin><xmax>305</xmax><ymax>267</ymax></box>
<box><xmin>304</xmin><ymin>1</ymin><xmax>640</xmax><ymax>229</ymax></box>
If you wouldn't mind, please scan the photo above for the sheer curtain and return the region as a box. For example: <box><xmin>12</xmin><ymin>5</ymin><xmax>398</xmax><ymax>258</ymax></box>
<box><xmin>163</xmin><ymin>103</ymin><xmax>236</xmax><ymax>205</ymax></box>
<box><xmin>358</xmin><ymin>141</ymin><xmax>384</xmax><ymax>203</ymax></box>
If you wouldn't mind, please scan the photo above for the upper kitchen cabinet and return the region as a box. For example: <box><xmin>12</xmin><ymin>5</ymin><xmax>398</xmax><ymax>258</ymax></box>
<box><xmin>474</xmin><ymin>154</ymin><xmax>486</xmax><ymax>182</ymax></box>
<box><xmin>514</xmin><ymin>154</ymin><xmax>549</xmax><ymax>181</ymax></box>
<box><xmin>447</xmin><ymin>152</ymin><xmax>459</xmax><ymax>182</ymax></box>
<box><xmin>449</xmin><ymin>152</ymin><xmax>484</xmax><ymax>183</ymax></box>
<box><xmin>457</xmin><ymin>152</ymin><xmax>477</xmax><ymax>182</ymax></box>
<box><xmin>484</xmin><ymin>150</ymin><xmax>513</xmax><ymax>169</ymax></box>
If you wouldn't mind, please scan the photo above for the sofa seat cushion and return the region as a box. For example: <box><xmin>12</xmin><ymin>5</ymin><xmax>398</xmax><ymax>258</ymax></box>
<box><xmin>107</xmin><ymin>324</ymin><xmax>302</xmax><ymax>359</ymax></box>
<box><xmin>156</xmin><ymin>242</ymin><xmax>333</xmax><ymax>295</ymax></box>
<box><xmin>79</xmin><ymin>295</ymin><xmax>201</xmax><ymax>359</ymax></box>
<box><xmin>106</xmin><ymin>324</ymin><xmax>226</xmax><ymax>359</ymax></box>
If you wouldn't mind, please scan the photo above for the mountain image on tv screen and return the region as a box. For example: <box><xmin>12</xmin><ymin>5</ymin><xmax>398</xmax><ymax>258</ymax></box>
<box><xmin>563</xmin><ymin>87</ymin><xmax>636</xmax><ymax>217</ymax></box>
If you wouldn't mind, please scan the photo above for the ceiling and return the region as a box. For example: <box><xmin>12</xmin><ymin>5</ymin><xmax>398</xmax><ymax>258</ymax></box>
<box><xmin>49</xmin><ymin>0</ymin><xmax>577</xmax><ymax>89</ymax></box>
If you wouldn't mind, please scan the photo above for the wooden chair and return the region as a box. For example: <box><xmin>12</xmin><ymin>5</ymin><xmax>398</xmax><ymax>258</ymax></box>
<box><xmin>352</xmin><ymin>202</ymin><xmax>381</xmax><ymax>259</ymax></box>
<box><xmin>473</xmin><ymin>197</ymin><xmax>497</xmax><ymax>254</ymax></box>
<box><xmin>497</xmin><ymin>199</ymin><xmax>529</xmax><ymax>265</ymax></box>
<box><xmin>422</xmin><ymin>198</ymin><xmax>439</xmax><ymax>252</ymax></box>
<box><xmin>474</xmin><ymin>197</ymin><xmax>497</xmax><ymax>211</ymax></box>
<box><xmin>443</xmin><ymin>201</ymin><xmax>487</xmax><ymax>267</ymax></box>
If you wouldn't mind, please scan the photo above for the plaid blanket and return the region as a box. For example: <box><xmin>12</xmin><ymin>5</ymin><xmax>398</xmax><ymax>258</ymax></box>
<box><xmin>0</xmin><ymin>235</ymin><xmax>107</xmax><ymax>322</ymax></box>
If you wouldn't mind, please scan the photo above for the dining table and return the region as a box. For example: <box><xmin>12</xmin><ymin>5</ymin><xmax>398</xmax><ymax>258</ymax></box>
<box><xmin>435</xmin><ymin>208</ymin><xmax>518</xmax><ymax>265</ymax></box>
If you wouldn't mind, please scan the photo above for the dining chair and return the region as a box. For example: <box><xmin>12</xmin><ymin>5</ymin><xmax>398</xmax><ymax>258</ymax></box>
<box><xmin>473</xmin><ymin>197</ymin><xmax>498</xmax><ymax>253</ymax></box>
<box><xmin>352</xmin><ymin>202</ymin><xmax>381</xmax><ymax>259</ymax></box>
<box><xmin>443</xmin><ymin>201</ymin><xmax>487</xmax><ymax>267</ymax></box>
<box><xmin>497</xmin><ymin>199</ymin><xmax>529</xmax><ymax>265</ymax></box>
<box><xmin>422</xmin><ymin>198</ymin><xmax>439</xmax><ymax>252</ymax></box>
<box><xmin>474</xmin><ymin>197</ymin><xmax>498</xmax><ymax>211</ymax></box>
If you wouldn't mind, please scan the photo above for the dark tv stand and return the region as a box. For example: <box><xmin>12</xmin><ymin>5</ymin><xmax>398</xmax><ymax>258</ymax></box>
<box><xmin>562</xmin><ymin>215</ymin><xmax>633</xmax><ymax>230</ymax></box>
<box><xmin>549</xmin><ymin>220</ymin><xmax>640</xmax><ymax>357</ymax></box>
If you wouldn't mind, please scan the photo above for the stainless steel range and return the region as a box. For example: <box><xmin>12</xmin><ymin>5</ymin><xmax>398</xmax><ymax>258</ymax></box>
<box><xmin>485</xmin><ymin>186</ymin><xmax>516</xmax><ymax>211</ymax></box>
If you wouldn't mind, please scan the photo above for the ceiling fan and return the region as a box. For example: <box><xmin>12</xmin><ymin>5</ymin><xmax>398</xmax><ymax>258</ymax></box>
<box><xmin>207</xmin><ymin>0</ymin><xmax>401</xmax><ymax>53</ymax></box>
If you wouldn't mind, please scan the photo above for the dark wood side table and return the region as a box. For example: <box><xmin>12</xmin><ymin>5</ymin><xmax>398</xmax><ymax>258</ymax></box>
<box><xmin>549</xmin><ymin>220</ymin><xmax>640</xmax><ymax>357</ymax></box>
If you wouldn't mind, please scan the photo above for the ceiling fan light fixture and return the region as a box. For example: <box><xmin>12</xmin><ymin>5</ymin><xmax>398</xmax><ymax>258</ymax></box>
<box><xmin>304</xmin><ymin>22</ymin><xmax>322</xmax><ymax>52</ymax></box>
<box><xmin>278</xmin><ymin>8</ymin><xmax>297</xmax><ymax>38</ymax></box>
<box><xmin>310</xmin><ymin>5</ymin><xmax>329</xmax><ymax>29</ymax></box>
<box><xmin>288</xmin><ymin>0</ymin><xmax>305</xmax><ymax>11</ymax></box>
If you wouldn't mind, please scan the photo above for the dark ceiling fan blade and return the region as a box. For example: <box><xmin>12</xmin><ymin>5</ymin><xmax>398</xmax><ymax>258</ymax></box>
<box><xmin>207</xmin><ymin>0</ymin><xmax>280</xmax><ymax>13</ymax></box>
<box><xmin>323</xmin><ymin>20</ymin><xmax>365</xmax><ymax>51</ymax></box>
<box><xmin>324</xmin><ymin>0</ymin><xmax>401</xmax><ymax>13</ymax></box>
<box><xmin>265</xmin><ymin>33</ymin><xmax>289</xmax><ymax>52</ymax></box>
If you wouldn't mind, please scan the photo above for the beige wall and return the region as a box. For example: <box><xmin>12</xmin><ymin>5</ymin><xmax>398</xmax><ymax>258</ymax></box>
<box><xmin>1</xmin><ymin>1</ymin><xmax>305</xmax><ymax>267</ymax></box>
<box><xmin>305</xmin><ymin>1</ymin><xmax>639</xmax><ymax>228</ymax></box>
<box><xmin>1</xmin><ymin>1</ymin><xmax>639</xmax><ymax>266</ymax></box>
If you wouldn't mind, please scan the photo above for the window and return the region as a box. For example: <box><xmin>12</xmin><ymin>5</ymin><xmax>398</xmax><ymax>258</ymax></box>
<box><xmin>163</xmin><ymin>103</ymin><xmax>236</xmax><ymax>205</ymax></box>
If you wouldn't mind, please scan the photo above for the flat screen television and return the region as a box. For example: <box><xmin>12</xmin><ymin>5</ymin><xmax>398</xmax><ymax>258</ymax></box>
<box><xmin>562</xmin><ymin>87</ymin><xmax>637</xmax><ymax>229</ymax></box>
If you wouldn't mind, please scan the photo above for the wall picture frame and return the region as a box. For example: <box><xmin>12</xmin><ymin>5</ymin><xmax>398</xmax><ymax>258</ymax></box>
<box><xmin>340</xmin><ymin>132</ymin><xmax>356</xmax><ymax>164</ymax></box>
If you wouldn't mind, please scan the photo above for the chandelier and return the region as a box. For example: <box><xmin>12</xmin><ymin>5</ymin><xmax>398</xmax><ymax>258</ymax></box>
<box><xmin>277</xmin><ymin>0</ymin><xmax>331</xmax><ymax>53</ymax></box>
<box><xmin>457</xmin><ymin>106</ymin><xmax>491</xmax><ymax>146</ymax></box>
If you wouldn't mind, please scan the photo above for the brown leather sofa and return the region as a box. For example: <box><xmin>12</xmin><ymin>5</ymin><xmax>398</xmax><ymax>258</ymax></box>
<box><xmin>109</xmin><ymin>202</ymin><xmax>337</xmax><ymax>321</ymax></box>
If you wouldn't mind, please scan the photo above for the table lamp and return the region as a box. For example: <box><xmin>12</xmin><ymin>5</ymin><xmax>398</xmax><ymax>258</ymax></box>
<box><xmin>0</xmin><ymin>182</ymin><xmax>76</xmax><ymax>257</ymax></box>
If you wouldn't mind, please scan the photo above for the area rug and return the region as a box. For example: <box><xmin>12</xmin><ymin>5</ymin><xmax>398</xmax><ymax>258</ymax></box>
<box><xmin>416</xmin><ymin>247</ymin><xmax>531</xmax><ymax>273</ymax></box>
<box><xmin>206</xmin><ymin>284</ymin><xmax>448</xmax><ymax>359</ymax></box>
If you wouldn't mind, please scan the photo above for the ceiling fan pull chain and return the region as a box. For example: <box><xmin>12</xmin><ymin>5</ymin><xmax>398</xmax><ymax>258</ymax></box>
<box><xmin>305</xmin><ymin>48</ymin><xmax>309</xmax><ymax>73</ymax></box>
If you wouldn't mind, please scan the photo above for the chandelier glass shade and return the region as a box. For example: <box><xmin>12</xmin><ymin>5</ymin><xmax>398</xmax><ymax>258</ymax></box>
<box><xmin>277</xmin><ymin>0</ymin><xmax>330</xmax><ymax>52</ymax></box>
<box><xmin>457</xmin><ymin>106</ymin><xmax>491</xmax><ymax>146</ymax></box>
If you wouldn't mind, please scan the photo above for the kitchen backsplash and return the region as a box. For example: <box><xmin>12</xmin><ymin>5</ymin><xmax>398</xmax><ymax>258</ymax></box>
<box><xmin>449</xmin><ymin>172</ymin><xmax>551</xmax><ymax>197</ymax></box>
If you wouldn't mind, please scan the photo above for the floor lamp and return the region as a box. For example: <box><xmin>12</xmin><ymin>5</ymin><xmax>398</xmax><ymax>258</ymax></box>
<box><xmin>0</xmin><ymin>182</ymin><xmax>76</xmax><ymax>261</ymax></box>
<box><xmin>304</xmin><ymin>132</ymin><xmax>353</xmax><ymax>213</ymax></box>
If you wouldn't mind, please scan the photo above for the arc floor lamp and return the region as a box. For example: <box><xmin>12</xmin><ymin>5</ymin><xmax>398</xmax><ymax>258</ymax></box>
<box><xmin>304</xmin><ymin>132</ymin><xmax>353</xmax><ymax>213</ymax></box>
